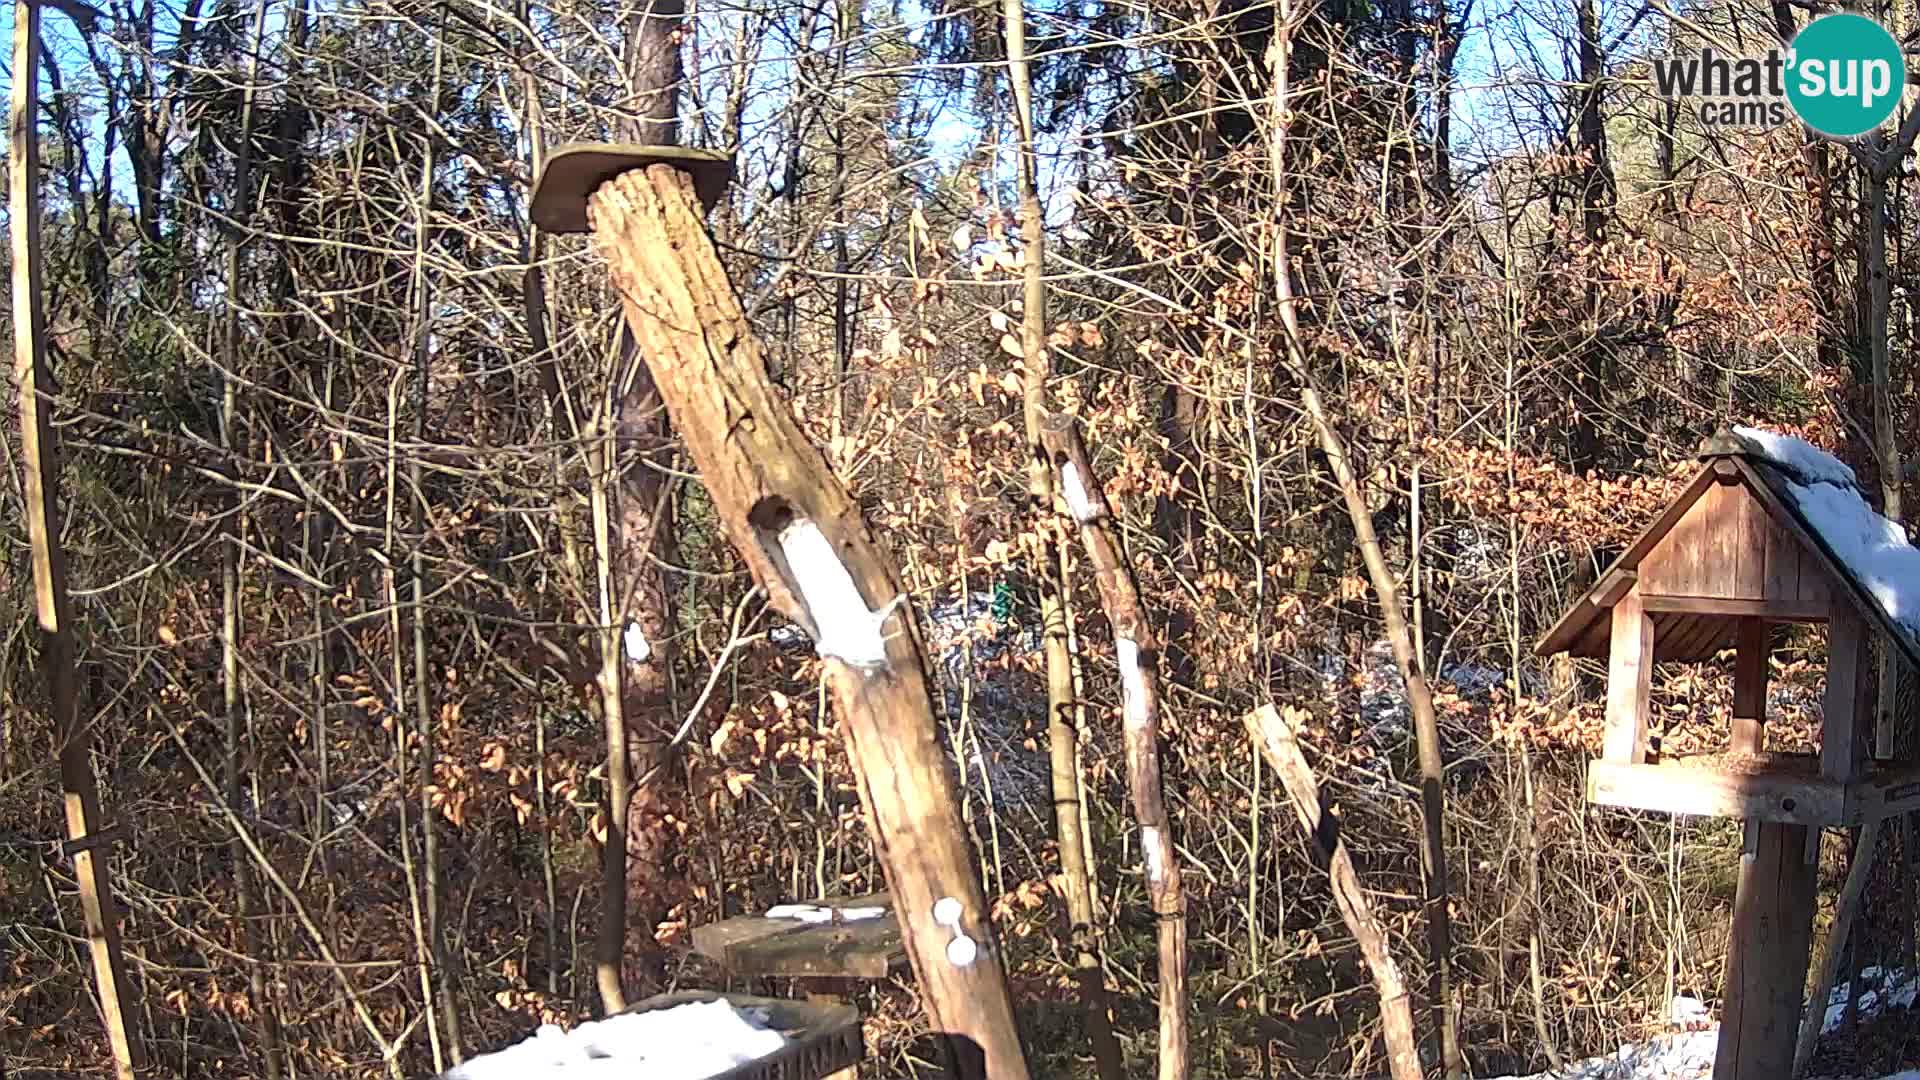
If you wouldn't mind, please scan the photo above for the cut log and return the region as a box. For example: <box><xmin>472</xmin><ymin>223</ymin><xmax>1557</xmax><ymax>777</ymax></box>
<box><xmin>560</xmin><ymin>158</ymin><xmax>1029</xmax><ymax>1078</ymax></box>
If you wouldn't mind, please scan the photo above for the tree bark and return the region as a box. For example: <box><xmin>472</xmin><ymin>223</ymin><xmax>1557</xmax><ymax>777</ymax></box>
<box><xmin>1002</xmin><ymin>0</ymin><xmax>1127</xmax><ymax>1074</ymax></box>
<box><xmin>1269</xmin><ymin>8</ymin><xmax>1459</xmax><ymax>1072</ymax></box>
<box><xmin>12</xmin><ymin>6</ymin><xmax>144</xmax><ymax>1072</ymax></box>
<box><xmin>1246</xmin><ymin>705</ymin><xmax>1421</xmax><ymax>1080</ymax></box>
<box><xmin>583</xmin><ymin>161</ymin><xmax>1031</xmax><ymax>1078</ymax></box>
<box><xmin>1040</xmin><ymin>415</ymin><xmax>1188</xmax><ymax>1080</ymax></box>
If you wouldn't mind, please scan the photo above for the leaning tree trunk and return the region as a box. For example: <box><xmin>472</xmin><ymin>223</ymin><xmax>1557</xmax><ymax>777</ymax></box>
<box><xmin>577</xmin><ymin>160</ymin><xmax>1032</xmax><ymax>1079</ymax></box>
<box><xmin>1039</xmin><ymin>415</ymin><xmax>1188</xmax><ymax>1080</ymax></box>
<box><xmin>1268</xmin><ymin>6</ymin><xmax>1460</xmax><ymax>1073</ymax></box>
<box><xmin>12</xmin><ymin>4</ymin><xmax>143</xmax><ymax>1075</ymax></box>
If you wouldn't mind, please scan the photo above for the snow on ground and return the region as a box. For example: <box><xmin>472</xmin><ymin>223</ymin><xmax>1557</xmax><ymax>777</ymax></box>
<box><xmin>1487</xmin><ymin>987</ymin><xmax>1919</xmax><ymax>1080</ymax></box>
<box><xmin>1823</xmin><ymin>967</ymin><xmax>1919</xmax><ymax>1035</ymax></box>
<box><xmin>1732</xmin><ymin>426</ymin><xmax>1920</xmax><ymax>636</ymax></box>
<box><xmin>443</xmin><ymin>999</ymin><xmax>786</xmax><ymax>1079</ymax></box>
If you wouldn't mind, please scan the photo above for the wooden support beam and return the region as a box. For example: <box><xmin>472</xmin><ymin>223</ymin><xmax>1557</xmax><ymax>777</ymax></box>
<box><xmin>1638</xmin><ymin>595</ymin><xmax>1830</xmax><ymax>621</ymax></box>
<box><xmin>1245</xmin><ymin>706</ymin><xmax>1421</xmax><ymax>1080</ymax></box>
<box><xmin>1038</xmin><ymin>413</ymin><xmax>1187</xmax><ymax>1072</ymax></box>
<box><xmin>560</xmin><ymin>159</ymin><xmax>1028</xmax><ymax>1078</ymax></box>
<box><xmin>1586</xmin><ymin>757</ymin><xmax>1842</xmax><ymax>825</ymax></box>
<box><xmin>1592</xmin><ymin>568</ymin><xmax>1637</xmax><ymax>608</ymax></box>
<box><xmin>1824</xmin><ymin>606</ymin><xmax>1868</xmax><ymax>784</ymax></box>
<box><xmin>1793</xmin><ymin>818</ymin><xmax>1880</xmax><ymax>1076</ymax></box>
<box><xmin>1732</xmin><ymin>619</ymin><xmax>1768</xmax><ymax>754</ymax></box>
<box><xmin>1716</xmin><ymin>822</ymin><xmax>1819</xmax><ymax>1080</ymax></box>
<box><xmin>1603</xmin><ymin>590</ymin><xmax>1655</xmax><ymax>764</ymax></box>
<box><xmin>10</xmin><ymin>4</ymin><xmax>143</xmax><ymax>1076</ymax></box>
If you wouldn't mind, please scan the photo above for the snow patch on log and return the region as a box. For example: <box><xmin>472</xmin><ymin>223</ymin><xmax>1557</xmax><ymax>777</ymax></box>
<box><xmin>776</xmin><ymin>517</ymin><xmax>903</xmax><ymax>670</ymax></box>
<box><xmin>1060</xmin><ymin>462</ymin><xmax>1100</xmax><ymax>522</ymax></box>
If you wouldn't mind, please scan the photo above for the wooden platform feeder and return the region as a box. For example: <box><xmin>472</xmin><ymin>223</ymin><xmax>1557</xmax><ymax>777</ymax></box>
<box><xmin>1537</xmin><ymin>429</ymin><xmax>1920</xmax><ymax>1080</ymax></box>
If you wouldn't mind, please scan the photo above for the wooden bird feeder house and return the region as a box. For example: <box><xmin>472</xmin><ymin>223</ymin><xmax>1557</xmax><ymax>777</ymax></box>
<box><xmin>1537</xmin><ymin>428</ymin><xmax>1920</xmax><ymax>1080</ymax></box>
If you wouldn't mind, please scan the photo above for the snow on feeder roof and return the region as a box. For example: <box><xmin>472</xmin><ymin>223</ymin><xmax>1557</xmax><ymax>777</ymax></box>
<box><xmin>1536</xmin><ymin>426</ymin><xmax>1920</xmax><ymax>671</ymax></box>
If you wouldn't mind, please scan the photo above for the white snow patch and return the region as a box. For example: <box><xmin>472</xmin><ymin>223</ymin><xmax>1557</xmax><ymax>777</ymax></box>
<box><xmin>1734</xmin><ymin>425</ymin><xmax>1859</xmax><ymax>488</ymax></box>
<box><xmin>623</xmin><ymin>622</ymin><xmax>652</xmax><ymax>664</ymax></box>
<box><xmin>1822</xmin><ymin>966</ymin><xmax>1918</xmax><ymax>1034</ymax></box>
<box><xmin>1669</xmin><ymin>995</ymin><xmax>1710</xmax><ymax>1027</ymax></box>
<box><xmin>1736</xmin><ymin>427</ymin><xmax>1920</xmax><ymax>637</ymax></box>
<box><xmin>1060</xmin><ymin>462</ymin><xmax>1100</xmax><ymax>522</ymax></box>
<box><xmin>775</xmin><ymin>518</ymin><xmax>903</xmax><ymax>670</ymax></box>
<box><xmin>444</xmin><ymin>999</ymin><xmax>786</xmax><ymax>1079</ymax></box>
<box><xmin>764</xmin><ymin>903</ymin><xmax>885</xmax><ymax>923</ymax></box>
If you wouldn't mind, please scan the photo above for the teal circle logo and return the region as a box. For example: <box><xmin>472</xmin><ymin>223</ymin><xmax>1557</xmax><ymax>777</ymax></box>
<box><xmin>1786</xmin><ymin>14</ymin><xmax>1905</xmax><ymax>138</ymax></box>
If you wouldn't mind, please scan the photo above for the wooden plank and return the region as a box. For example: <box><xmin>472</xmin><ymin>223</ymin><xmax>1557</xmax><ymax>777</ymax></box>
<box><xmin>1874</xmin><ymin>655</ymin><xmax>1901</xmax><ymax>762</ymax></box>
<box><xmin>1731</xmin><ymin>483</ymin><xmax>1771</xmax><ymax>600</ymax></box>
<box><xmin>1824</xmin><ymin>605</ymin><xmax>1868</xmax><ymax>784</ymax></box>
<box><xmin>1763</xmin><ymin>505</ymin><xmax>1801</xmax><ymax>614</ymax></box>
<box><xmin>10</xmin><ymin>7</ymin><xmax>142</xmax><ymax>1077</ymax></box>
<box><xmin>1604</xmin><ymin>590</ymin><xmax>1655</xmax><ymax>764</ymax></box>
<box><xmin>1641</xmin><ymin>493</ymin><xmax>1711</xmax><ymax>596</ymax></box>
<box><xmin>1245</xmin><ymin>706</ymin><xmax>1422</xmax><ymax>1080</ymax></box>
<box><xmin>1716</xmin><ymin>822</ymin><xmax>1820</xmax><ymax>1080</ymax></box>
<box><xmin>1639</xmin><ymin>594</ymin><xmax>1829</xmax><ymax>622</ymax></box>
<box><xmin>1733</xmin><ymin>618</ymin><xmax>1768</xmax><ymax>754</ymax></box>
<box><xmin>1795</xmin><ymin>541</ymin><xmax>1836</xmax><ymax>616</ymax></box>
<box><xmin>729</xmin><ymin>920</ymin><xmax>905</xmax><ymax>980</ymax></box>
<box><xmin>1593</xmin><ymin>568</ymin><xmax>1638</xmax><ymax>607</ymax></box>
<box><xmin>1793</xmin><ymin>819</ymin><xmax>1881</xmax><ymax>1076</ymax></box>
<box><xmin>1843</xmin><ymin>761</ymin><xmax>1920</xmax><ymax>822</ymax></box>
<box><xmin>1587</xmin><ymin>758</ymin><xmax>1843</xmax><ymax>825</ymax></box>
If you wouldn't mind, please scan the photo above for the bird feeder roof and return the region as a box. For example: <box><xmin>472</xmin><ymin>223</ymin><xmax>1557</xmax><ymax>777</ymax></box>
<box><xmin>1535</xmin><ymin>428</ymin><xmax>1920</xmax><ymax>670</ymax></box>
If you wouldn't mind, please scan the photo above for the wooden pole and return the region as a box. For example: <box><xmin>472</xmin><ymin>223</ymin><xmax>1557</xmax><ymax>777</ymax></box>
<box><xmin>1038</xmin><ymin>414</ymin><xmax>1188</xmax><ymax>1074</ymax></box>
<box><xmin>1715</xmin><ymin>617</ymin><xmax>1817</xmax><ymax>1080</ymax></box>
<box><xmin>1245</xmin><ymin>705</ymin><xmax>1421</xmax><ymax>1080</ymax></box>
<box><xmin>1793</xmin><ymin>817</ymin><xmax>1880</xmax><ymax>1076</ymax></box>
<box><xmin>11</xmin><ymin>2</ymin><xmax>143</xmax><ymax>1075</ymax></box>
<box><xmin>552</xmin><ymin>157</ymin><xmax>1029</xmax><ymax>1079</ymax></box>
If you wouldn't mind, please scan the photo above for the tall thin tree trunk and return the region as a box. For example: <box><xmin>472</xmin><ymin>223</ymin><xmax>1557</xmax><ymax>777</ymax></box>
<box><xmin>12</xmin><ymin>6</ymin><xmax>144</xmax><ymax>1074</ymax></box>
<box><xmin>219</xmin><ymin>1</ymin><xmax>284</xmax><ymax>1071</ymax></box>
<box><xmin>1003</xmin><ymin>0</ymin><xmax>1127</xmax><ymax>1074</ymax></box>
<box><xmin>407</xmin><ymin>20</ymin><xmax>461</xmax><ymax>1058</ymax></box>
<box><xmin>1269</xmin><ymin>8</ymin><xmax>1460</xmax><ymax>1074</ymax></box>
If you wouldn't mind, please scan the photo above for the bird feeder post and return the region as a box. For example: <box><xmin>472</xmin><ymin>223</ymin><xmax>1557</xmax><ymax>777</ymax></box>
<box><xmin>530</xmin><ymin>146</ymin><xmax>1030</xmax><ymax>1080</ymax></box>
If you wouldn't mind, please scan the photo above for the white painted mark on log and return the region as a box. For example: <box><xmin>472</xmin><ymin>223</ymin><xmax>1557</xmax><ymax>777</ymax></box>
<box><xmin>776</xmin><ymin>517</ymin><xmax>903</xmax><ymax>670</ymax></box>
<box><xmin>623</xmin><ymin>622</ymin><xmax>652</xmax><ymax>664</ymax></box>
<box><xmin>932</xmin><ymin>896</ymin><xmax>964</xmax><ymax>928</ymax></box>
<box><xmin>946</xmin><ymin>934</ymin><xmax>978</xmax><ymax>967</ymax></box>
<box><xmin>1116</xmin><ymin>637</ymin><xmax>1149</xmax><ymax>727</ymax></box>
<box><xmin>1141</xmin><ymin>825</ymin><xmax>1165</xmax><ymax>885</ymax></box>
<box><xmin>1060</xmin><ymin>462</ymin><xmax>1099</xmax><ymax>522</ymax></box>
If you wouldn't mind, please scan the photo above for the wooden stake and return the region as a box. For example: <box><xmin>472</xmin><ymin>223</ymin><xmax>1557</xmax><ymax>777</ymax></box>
<box><xmin>560</xmin><ymin>160</ymin><xmax>1029</xmax><ymax>1078</ymax></box>
<box><xmin>10</xmin><ymin>2</ymin><xmax>143</xmax><ymax>1074</ymax></box>
<box><xmin>1246</xmin><ymin>705</ymin><xmax>1421</xmax><ymax>1080</ymax></box>
<box><xmin>1039</xmin><ymin>414</ymin><xmax>1188</xmax><ymax>1076</ymax></box>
